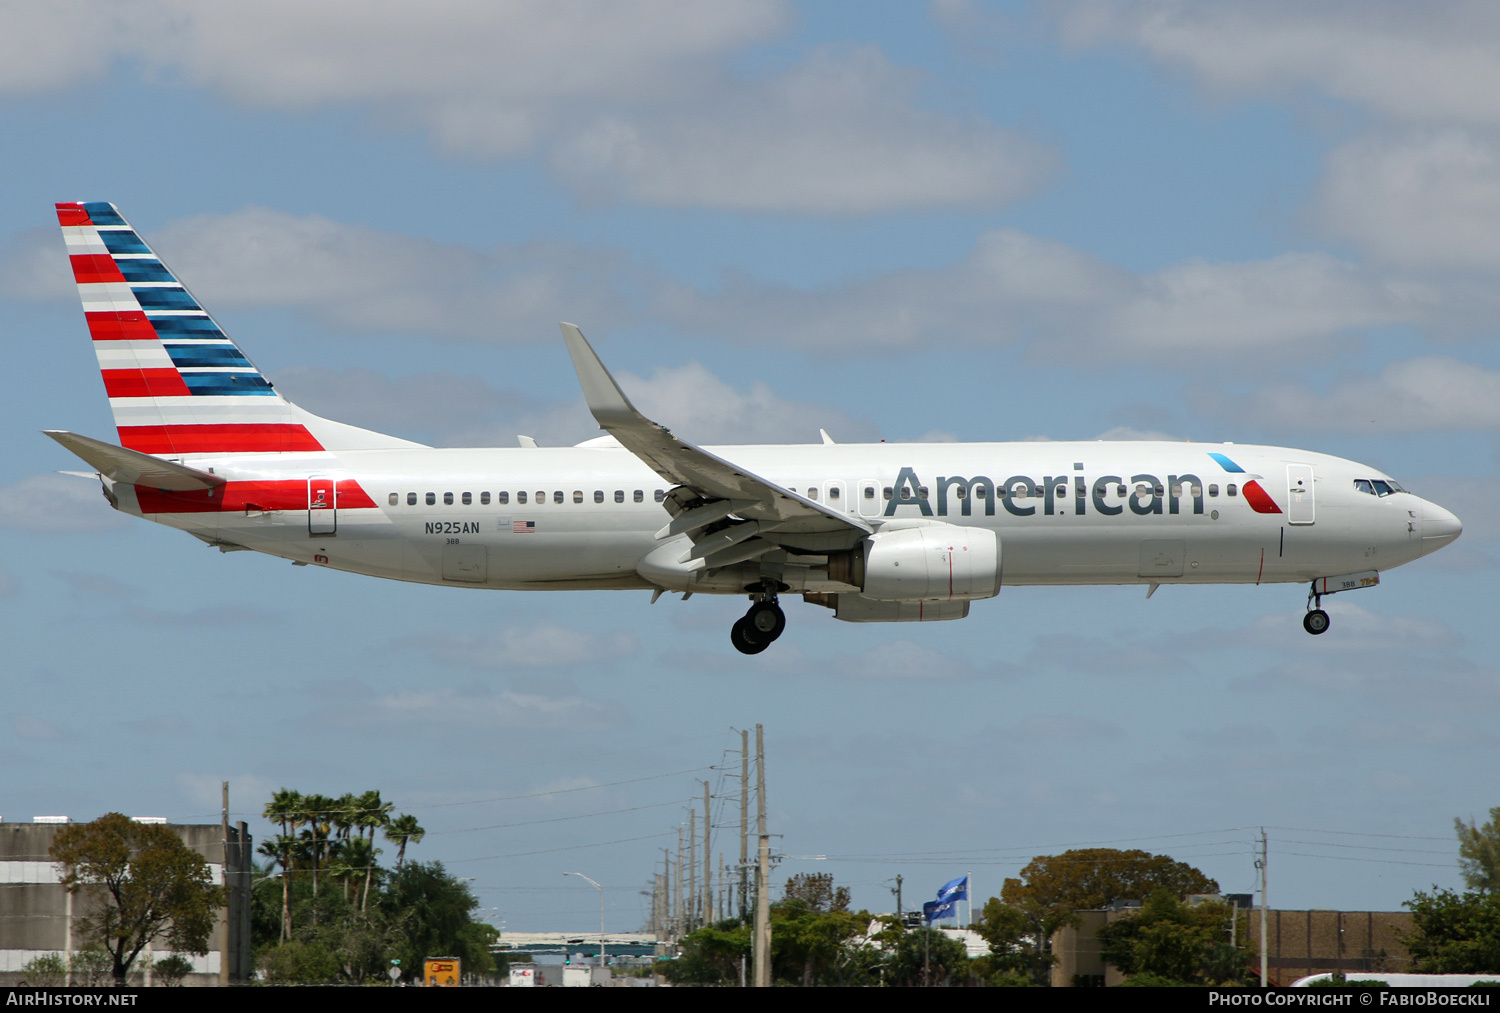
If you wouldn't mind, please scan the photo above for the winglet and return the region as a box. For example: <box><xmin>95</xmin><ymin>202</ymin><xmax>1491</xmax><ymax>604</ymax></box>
<box><xmin>559</xmin><ymin>323</ymin><xmax>646</xmax><ymax>431</ymax></box>
<box><xmin>44</xmin><ymin>430</ymin><xmax>226</xmax><ymax>491</ymax></box>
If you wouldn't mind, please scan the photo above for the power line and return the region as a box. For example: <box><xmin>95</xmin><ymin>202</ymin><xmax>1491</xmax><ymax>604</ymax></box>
<box><xmin>427</xmin><ymin>797</ymin><xmax>693</xmax><ymax>835</ymax></box>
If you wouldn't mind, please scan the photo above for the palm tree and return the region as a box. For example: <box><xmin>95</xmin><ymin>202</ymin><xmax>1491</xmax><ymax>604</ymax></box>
<box><xmin>384</xmin><ymin>814</ymin><xmax>425</xmax><ymax>870</ymax></box>
<box><xmin>300</xmin><ymin>793</ymin><xmax>336</xmax><ymax>898</ymax></box>
<box><xmin>261</xmin><ymin>789</ymin><xmax>305</xmax><ymax>941</ymax></box>
<box><xmin>354</xmin><ymin>791</ymin><xmax>393</xmax><ymax>908</ymax></box>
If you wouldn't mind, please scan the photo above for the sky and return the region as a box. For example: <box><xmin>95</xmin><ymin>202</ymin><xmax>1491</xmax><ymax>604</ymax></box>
<box><xmin>1</xmin><ymin>0</ymin><xmax>1498</xmax><ymax>935</ymax></box>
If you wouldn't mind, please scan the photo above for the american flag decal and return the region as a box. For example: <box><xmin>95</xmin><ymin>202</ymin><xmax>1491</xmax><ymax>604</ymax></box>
<box><xmin>513</xmin><ymin>520</ymin><xmax>536</xmax><ymax>533</ymax></box>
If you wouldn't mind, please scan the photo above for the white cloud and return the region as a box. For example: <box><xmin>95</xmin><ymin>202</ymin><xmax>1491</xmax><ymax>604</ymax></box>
<box><xmin>149</xmin><ymin>208</ymin><xmax>643</xmax><ymax>341</ymax></box>
<box><xmin>0</xmin><ymin>1</ymin><xmax>785</xmax><ymax>108</ymax></box>
<box><xmin>620</xmin><ymin>364</ymin><xmax>883</xmax><ymax>445</ymax></box>
<box><xmin>1062</xmin><ymin>0</ymin><xmax>1500</xmax><ymax>126</ymax></box>
<box><xmin>831</xmin><ymin>639</ymin><xmax>978</xmax><ymax>680</ymax></box>
<box><xmin>414</xmin><ymin>625</ymin><xmax>638</xmax><ymax>669</ymax></box>
<box><xmin>0</xmin><ymin>2</ymin><xmax>1050</xmax><ymax>215</ymax></box>
<box><xmin>1318</xmin><ymin>130</ymin><xmax>1500</xmax><ymax>272</ymax></box>
<box><xmin>1060</xmin><ymin>4</ymin><xmax>1500</xmax><ymax>283</ymax></box>
<box><xmin>273</xmin><ymin>366</ymin><xmax>534</xmax><ymax>447</ymax></box>
<box><xmin>366</xmin><ymin>685</ymin><xmax>611</xmax><ymax>730</ymax></box>
<box><xmin>0</xmin><ymin>474</ymin><xmax>128</xmax><ymax>533</ymax></box>
<box><xmin>661</xmin><ymin>230</ymin><xmax>1411</xmax><ymax>359</ymax></box>
<box><xmin>1095</xmin><ymin>253</ymin><xmax>1417</xmax><ymax>357</ymax></box>
<box><xmin>552</xmin><ymin>46</ymin><xmax>1055</xmax><ymax>214</ymax></box>
<box><xmin>274</xmin><ymin>360</ymin><xmax>881</xmax><ymax>449</ymax></box>
<box><xmin>1200</xmin><ymin>357</ymin><xmax>1500</xmax><ymax>434</ymax></box>
<box><xmin>8</xmin><ymin>206</ymin><xmax>1429</xmax><ymax>363</ymax></box>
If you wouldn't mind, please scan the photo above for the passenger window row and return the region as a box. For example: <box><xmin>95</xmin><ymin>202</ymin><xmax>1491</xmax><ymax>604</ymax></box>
<box><xmin>388</xmin><ymin>489</ymin><xmax>666</xmax><ymax>507</ymax></box>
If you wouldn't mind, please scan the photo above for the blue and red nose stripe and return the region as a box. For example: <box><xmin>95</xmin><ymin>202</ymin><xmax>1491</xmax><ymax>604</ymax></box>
<box><xmin>1206</xmin><ymin>452</ymin><xmax>1282</xmax><ymax>514</ymax></box>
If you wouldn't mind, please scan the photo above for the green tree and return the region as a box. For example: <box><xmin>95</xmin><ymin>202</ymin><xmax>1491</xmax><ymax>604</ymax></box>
<box><xmin>995</xmin><ymin>848</ymin><xmax>1218</xmax><ymax>981</ymax></box>
<box><xmin>782</xmin><ymin>872</ymin><xmax>851</xmax><ymax>913</ymax></box>
<box><xmin>381</xmin><ymin>861</ymin><xmax>494</xmax><ymax>981</ymax></box>
<box><xmin>1405</xmin><ymin>888</ymin><xmax>1500</xmax><ymax>973</ymax></box>
<box><xmin>1456</xmin><ymin>809</ymin><xmax>1500</xmax><ymax>895</ymax></box>
<box><xmin>660</xmin><ymin>918</ymin><xmax>751</xmax><ymax>984</ymax></box>
<box><xmin>17</xmin><ymin>953</ymin><xmax>68</xmax><ymax>986</ymax></box>
<box><xmin>152</xmin><ymin>954</ymin><xmax>193</xmax><ymax>986</ymax></box>
<box><xmin>50</xmin><ymin>813</ymin><xmax>227</xmax><ymax>986</ymax></box>
<box><xmin>773</xmin><ymin>901</ymin><xmax>870</xmax><ymax>986</ymax></box>
<box><xmin>971</xmin><ymin>897</ymin><xmax>1052</xmax><ymax>984</ymax></box>
<box><xmin>884</xmin><ymin>926</ymin><xmax>971</xmax><ymax>987</ymax></box>
<box><xmin>1097</xmin><ymin>890</ymin><xmax>1253</xmax><ymax>985</ymax></box>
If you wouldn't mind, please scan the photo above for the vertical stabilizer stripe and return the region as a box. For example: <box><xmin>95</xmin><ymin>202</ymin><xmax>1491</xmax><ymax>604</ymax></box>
<box><xmin>118</xmin><ymin>424</ymin><xmax>325</xmax><ymax>454</ymax></box>
<box><xmin>86</xmin><ymin>311</ymin><xmax>157</xmax><ymax>341</ymax></box>
<box><xmin>70</xmin><ymin>254</ymin><xmax>125</xmax><ymax>284</ymax></box>
<box><xmin>101</xmin><ymin>368</ymin><xmax>193</xmax><ymax>398</ymax></box>
<box><xmin>56</xmin><ymin>203</ymin><xmax>91</xmax><ymax>227</ymax></box>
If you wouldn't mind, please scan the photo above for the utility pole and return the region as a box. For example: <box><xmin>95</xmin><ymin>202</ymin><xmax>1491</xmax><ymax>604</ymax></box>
<box><xmin>740</xmin><ymin>728</ymin><xmax>750</xmax><ymax>920</ymax></box>
<box><xmin>220</xmin><ymin>780</ymin><xmax>230</xmax><ymax>987</ymax></box>
<box><xmin>1259</xmin><ymin>829</ymin><xmax>1269</xmax><ymax>988</ymax></box>
<box><xmin>676</xmin><ymin>827</ymin><xmax>684</xmax><ymax>939</ymax></box>
<box><xmin>689</xmin><ymin>810</ymin><xmax>697</xmax><ymax>932</ymax></box>
<box><xmin>662</xmin><ymin>849</ymin><xmax>672</xmax><ymax>941</ymax></box>
<box><xmin>753</xmin><ymin>723</ymin><xmax>771</xmax><ymax>988</ymax></box>
<box><xmin>703</xmin><ymin>780</ymin><xmax>713</xmax><ymax>925</ymax></box>
<box><xmin>893</xmin><ymin>874</ymin><xmax>903</xmax><ymax>920</ymax></box>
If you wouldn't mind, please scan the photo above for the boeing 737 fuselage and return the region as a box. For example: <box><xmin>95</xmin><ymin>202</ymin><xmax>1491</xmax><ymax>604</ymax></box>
<box><xmin>46</xmin><ymin>202</ymin><xmax>1463</xmax><ymax>653</ymax></box>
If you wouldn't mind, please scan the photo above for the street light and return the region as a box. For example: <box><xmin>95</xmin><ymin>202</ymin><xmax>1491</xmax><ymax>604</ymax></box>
<box><xmin>564</xmin><ymin>871</ymin><xmax>605</xmax><ymax>968</ymax></box>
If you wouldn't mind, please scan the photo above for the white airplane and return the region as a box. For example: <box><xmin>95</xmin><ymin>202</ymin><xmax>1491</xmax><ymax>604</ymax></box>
<box><xmin>47</xmin><ymin>202</ymin><xmax>1463</xmax><ymax>654</ymax></box>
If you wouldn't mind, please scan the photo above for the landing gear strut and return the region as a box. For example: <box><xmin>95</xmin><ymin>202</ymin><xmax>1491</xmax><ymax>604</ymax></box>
<box><xmin>1303</xmin><ymin>583</ymin><xmax>1330</xmax><ymax>636</ymax></box>
<box><xmin>731</xmin><ymin>582</ymin><xmax>787</xmax><ymax>655</ymax></box>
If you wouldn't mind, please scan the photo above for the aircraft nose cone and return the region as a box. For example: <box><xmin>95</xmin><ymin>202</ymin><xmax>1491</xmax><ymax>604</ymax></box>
<box><xmin>1421</xmin><ymin>500</ymin><xmax>1463</xmax><ymax>554</ymax></box>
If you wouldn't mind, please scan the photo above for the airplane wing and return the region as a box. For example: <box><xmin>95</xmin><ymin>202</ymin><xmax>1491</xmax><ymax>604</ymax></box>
<box><xmin>560</xmin><ymin>323</ymin><xmax>872</xmax><ymax>569</ymax></box>
<box><xmin>44</xmin><ymin>430</ymin><xmax>226</xmax><ymax>491</ymax></box>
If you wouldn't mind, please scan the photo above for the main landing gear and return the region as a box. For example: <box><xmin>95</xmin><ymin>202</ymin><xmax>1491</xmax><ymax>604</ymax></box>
<box><xmin>1303</xmin><ymin>583</ymin><xmax>1330</xmax><ymax>636</ymax></box>
<box><xmin>731</xmin><ymin>582</ymin><xmax>787</xmax><ymax>655</ymax></box>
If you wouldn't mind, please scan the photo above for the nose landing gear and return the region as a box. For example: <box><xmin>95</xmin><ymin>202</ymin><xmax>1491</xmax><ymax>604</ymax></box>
<box><xmin>1304</xmin><ymin>583</ymin><xmax>1330</xmax><ymax>635</ymax></box>
<box><xmin>731</xmin><ymin>582</ymin><xmax>787</xmax><ymax>655</ymax></box>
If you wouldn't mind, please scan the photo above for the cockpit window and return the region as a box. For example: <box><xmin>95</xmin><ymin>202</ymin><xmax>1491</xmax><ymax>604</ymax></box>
<box><xmin>1355</xmin><ymin>478</ymin><xmax>1405</xmax><ymax>497</ymax></box>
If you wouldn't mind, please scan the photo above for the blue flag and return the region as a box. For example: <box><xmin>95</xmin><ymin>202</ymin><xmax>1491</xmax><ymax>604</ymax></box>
<box><xmin>923</xmin><ymin>898</ymin><xmax>954</xmax><ymax>924</ymax></box>
<box><xmin>936</xmin><ymin>874</ymin><xmax>968</xmax><ymax>904</ymax></box>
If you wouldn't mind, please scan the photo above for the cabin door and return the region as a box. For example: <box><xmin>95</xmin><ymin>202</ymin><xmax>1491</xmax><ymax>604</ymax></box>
<box><xmin>1286</xmin><ymin>465</ymin><xmax>1315</xmax><ymax>525</ymax></box>
<box><xmin>308</xmin><ymin>476</ymin><xmax>337</xmax><ymax>536</ymax></box>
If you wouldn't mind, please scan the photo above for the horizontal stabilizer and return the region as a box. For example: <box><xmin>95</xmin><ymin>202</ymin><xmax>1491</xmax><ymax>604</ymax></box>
<box><xmin>44</xmin><ymin>430</ymin><xmax>226</xmax><ymax>491</ymax></box>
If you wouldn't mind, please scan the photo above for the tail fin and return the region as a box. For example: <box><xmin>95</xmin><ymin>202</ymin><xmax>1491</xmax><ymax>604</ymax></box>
<box><xmin>57</xmin><ymin>202</ymin><xmax>422</xmax><ymax>456</ymax></box>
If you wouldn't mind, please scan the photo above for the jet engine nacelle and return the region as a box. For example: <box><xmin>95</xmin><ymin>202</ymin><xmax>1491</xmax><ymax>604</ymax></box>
<box><xmin>860</xmin><ymin>524</ymin><xmax>1001</xmax><ymax>601</ymax></box>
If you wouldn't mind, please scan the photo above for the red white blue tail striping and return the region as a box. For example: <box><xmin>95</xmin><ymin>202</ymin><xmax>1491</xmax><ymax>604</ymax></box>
<box><xmin>57</xmin><ymin>201</ymin><xmax>325</xmax><ymax>456</ymax></box>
